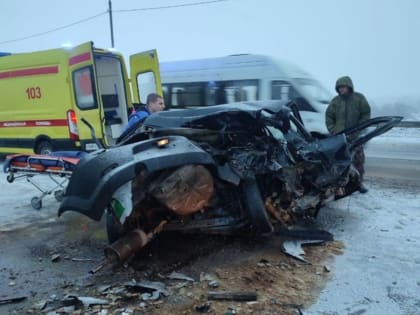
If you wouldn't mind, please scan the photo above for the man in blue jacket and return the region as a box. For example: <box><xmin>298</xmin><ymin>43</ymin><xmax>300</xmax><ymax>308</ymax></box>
<box><xmin>125</xmin><ymin>93</ymin><xmax>165</xmax><ymax>131</ymax></box>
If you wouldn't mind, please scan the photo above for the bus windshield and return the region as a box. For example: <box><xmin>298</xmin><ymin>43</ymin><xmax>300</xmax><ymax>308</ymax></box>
<box><xmin>294</xmin><ymin>78</ymin><xmax>332</xmax><ymax>104</ymax></box>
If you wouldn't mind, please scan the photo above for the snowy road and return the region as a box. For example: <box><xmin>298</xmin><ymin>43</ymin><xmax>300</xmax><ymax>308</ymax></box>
<box><xmin>307</xmin><ymin>178</ymin><xmax>420</xmax><ymax>315</ymax></box>
<box><xmin>365</xmin><ymin>127</ymin><xmax>420</xmax><ymax>181</ymax></box>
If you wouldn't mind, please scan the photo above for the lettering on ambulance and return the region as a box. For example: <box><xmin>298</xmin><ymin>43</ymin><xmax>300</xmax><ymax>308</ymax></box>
<box><xmin>0</xmin><ymin>119</ymin><xmax>68</xmax><ymax>128</ymax></box>
<box><xmin>26</xmin><ymin>86</ymin><xmax>42</xmax><ymax>99</ymax></box>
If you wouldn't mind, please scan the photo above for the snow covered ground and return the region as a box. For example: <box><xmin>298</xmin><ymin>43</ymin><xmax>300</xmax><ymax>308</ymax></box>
<box><xmin>0</xmin><ymin>170</ymin><xmax>59</xmax><ymax>231</ymax></box>
<box><xmin>307</xmin><ymin>178</ymin><xmax>420</xmax><ymax>315</ymax></box>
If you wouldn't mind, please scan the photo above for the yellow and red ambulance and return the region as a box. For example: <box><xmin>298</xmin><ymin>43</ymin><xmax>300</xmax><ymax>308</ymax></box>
<box><xmin>0</xmin><ymin>42</ymin><xmax>162</xmax><ymax>154</ymax></box>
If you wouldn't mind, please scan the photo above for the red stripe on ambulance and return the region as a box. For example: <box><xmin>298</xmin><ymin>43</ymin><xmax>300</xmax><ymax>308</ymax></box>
<box><xmin>69</xmin><ymin>52</ymin><xmax>91</xmax><ymax>66</ymax></box>
<box><xmin>0</xmin><ymin>119</ymin><xmax>68</xmax><ymax>128</ymax></box>
<box><xmin>0</xmin><ymin>66</ymin><xmax>59</xmax><ymax>80</ymax></box>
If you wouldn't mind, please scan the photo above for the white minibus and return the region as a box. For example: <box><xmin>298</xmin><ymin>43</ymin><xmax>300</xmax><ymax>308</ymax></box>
<box><xmin>160</xmin><ymin>54</ymin><xmax>332</xmax><ymax>133</ymax></box>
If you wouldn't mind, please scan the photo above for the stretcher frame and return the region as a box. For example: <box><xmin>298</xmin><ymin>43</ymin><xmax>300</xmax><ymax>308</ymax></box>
<box><xmin>4</xmin><ymin>154</ymin><xmax>80</xmax><ymax>210</ymax></box>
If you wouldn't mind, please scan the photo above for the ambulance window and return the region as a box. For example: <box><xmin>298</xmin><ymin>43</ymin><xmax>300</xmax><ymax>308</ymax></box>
<box><xmin>137</xmin><ymin>72</ymin><xmax>157</xmax><ymax>104</ymax></box>
<box><xmin>73</xmin><ymin>66</ymin><xmax>97</xmax><ymax>110</ymax></box>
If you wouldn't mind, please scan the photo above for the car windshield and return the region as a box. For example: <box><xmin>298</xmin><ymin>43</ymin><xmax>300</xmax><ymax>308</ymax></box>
<box><xmin>294</xmin><ymin>78</ymin><xmax>332</xmax><ymax>104</ymax></box>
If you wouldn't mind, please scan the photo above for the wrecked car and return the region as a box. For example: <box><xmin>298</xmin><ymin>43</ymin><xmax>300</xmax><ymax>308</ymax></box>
<box><xmin>58</xmin><ymin>101</ymin><xmax>401</xmax><ymax>263</ymax></box>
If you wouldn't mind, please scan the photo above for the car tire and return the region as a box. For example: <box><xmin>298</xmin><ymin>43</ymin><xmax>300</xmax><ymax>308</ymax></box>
<box><xmin>35</xmin><ymin>140</ymin><xmax>53</xmax><ymax>155</ymax></box>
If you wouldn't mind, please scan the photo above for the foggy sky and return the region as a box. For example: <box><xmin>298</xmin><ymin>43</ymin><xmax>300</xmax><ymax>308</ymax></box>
<box><xmin>1</xmin><ymin>0</ymin><xmax>420</xmax><ymax>101</ymax></box>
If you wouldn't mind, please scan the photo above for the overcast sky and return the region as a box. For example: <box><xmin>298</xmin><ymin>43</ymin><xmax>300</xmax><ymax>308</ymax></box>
<box><xmin>1</xmin><ymin>0</ymin><xmax>419</xmax><ymax>101</ymax></box>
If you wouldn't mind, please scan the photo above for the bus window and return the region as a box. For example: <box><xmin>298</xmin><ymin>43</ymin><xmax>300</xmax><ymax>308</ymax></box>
<box><xmin>294</xmin><ymin>78</ymin><xmax>331</xmax><ymax>104</ymax></box>
<box><xmin>228</xmin><ymin>80</ymin><xmax>258</xmax><ymax>102</ymax></box>
<box><xmin>170</xmin><ymin>83</ymin><xmax>203</xmax><ymax>107</ymax></box>
<box><xmin>205</xmin><ymin>81</ymin><xmax>228</xmax><ymax>105</ymax></box>
<box><xmin>272</xmin><ymin>80</ymin><xmax>315</xmax><ymax>111</ymax></box>
<box><xmin>272</xmin><ymin>80</ymin><xmax>293</xmax><ymax>101</ymax></box>
<box><xmin>206</xmin><ymin>80</ymin><xmax>258</xmax><ymax>105</ymax></box>
<box><xmin>162</xmin><ymin>85</ymin><xmax>169</xmax><ymax>105</ymax></box>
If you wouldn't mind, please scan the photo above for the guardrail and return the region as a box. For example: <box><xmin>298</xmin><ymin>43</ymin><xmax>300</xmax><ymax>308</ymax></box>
<box><xmin>398</xmin><ymin>121</ymin><xmax>420</xmax><ymax>128</ymax></box>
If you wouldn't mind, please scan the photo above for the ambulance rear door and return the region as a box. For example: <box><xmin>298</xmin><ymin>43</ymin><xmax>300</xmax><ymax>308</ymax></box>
<box><xmin>129</xmin><ymin>49</ymin><xmax>162</xmax><ymax>105</ymax></box>
<box><xmin>68</xmin><ymin>41</ymin><xmax>105</xmax><ymax>150</ymax></box>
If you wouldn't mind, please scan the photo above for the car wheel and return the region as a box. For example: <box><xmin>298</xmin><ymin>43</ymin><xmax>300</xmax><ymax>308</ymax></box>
<box><xmin>36</xmin><ymin>140</ymin><xmax>53</xmax><ymax>155</ymax></box>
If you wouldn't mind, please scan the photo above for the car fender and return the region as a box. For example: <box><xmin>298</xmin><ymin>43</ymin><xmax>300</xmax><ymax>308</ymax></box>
<box><xmin>58</xmin><ymin>136</ymin><xmax>216</xmax><ymax>221</ymax></box>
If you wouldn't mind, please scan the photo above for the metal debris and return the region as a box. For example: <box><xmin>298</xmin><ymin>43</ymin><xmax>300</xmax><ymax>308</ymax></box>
<box><xmin>75</xmin><ymin>296</ymin><xmax>109</xmax><ymax>306</ymax></box>
<box><xmin>59</xmin><ymin>305</ymin><xmax>75</xmax><ymax>313</ymax></box>
<box><xmin>140</xmin><ymin>290</ymin><xmax>160</xmax><ymax>301</ymax></box>
<box><xmin>89</xmin><ymin>259</ymin><xmax>108</xmax><ymax>274</ymax></box>
<box><xmin>207</xmin><ymin>291</ymin><xmax>257</xmax><ymax>301</ymax></box>
<box><xmin>224</xmin><ymin>307</ymin><xmax>237</xmax><ymax>315</ymax></box>
<box><xmin>71</xmin><ymin>257</ymin><xmax>94</xmax><ymax>262</ymax></box>
<box><xmin>167</xmin><ymin>271</ymin><xmax>195</xmax><ymax>282</ymax></box>
<box><xmin>45</xmin><ymin>295</ymin><xmax>109</xmax><ymax>310</ymax></box>
<box><xmin>281</xmin><ymin>240</ymin><xmax>325</xmax><ymax>263</ymax></box>
<box><xmin>200</xmin><ymin>272</ymin><xmax>217</xmax><ymax>282</ymax></box>
<box><xmin>195</xmin><ymin>301</ymin><xmax>211</xmax><ymax>313</ymax></box>
<box><xmin>0</xmin><ymin>296</ymin><xmax>27</xmax><ymax>305</ymax></box>
<box><xmin>97</xmin><ymin>284</ymin><xmax>112</xmax><ymax>293</ymax></box>
<box><xmin>124</xmin><ymin>280</ymin><xmax>169</xmax><ymax>296</ymax></box>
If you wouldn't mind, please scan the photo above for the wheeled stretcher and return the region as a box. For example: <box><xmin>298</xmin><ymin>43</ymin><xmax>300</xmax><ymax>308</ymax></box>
<box><xmin>3</xmin><ymin>151</ymin><xmax>86</xmax><ymax>209</ymax></box>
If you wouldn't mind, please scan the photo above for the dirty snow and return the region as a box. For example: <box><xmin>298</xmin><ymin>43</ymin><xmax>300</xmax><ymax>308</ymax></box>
<box><xmin>307</xmin><ymin>177</ymin><xmax>420</xmax><ymax>315</ymax></box>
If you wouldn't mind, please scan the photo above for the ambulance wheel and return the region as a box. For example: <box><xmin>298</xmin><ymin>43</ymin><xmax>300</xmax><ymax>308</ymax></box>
<box><xmin>106</xmin><ymin>210</ymin><xmax>125</xmax><ymax>244</ymax></box>
<box><xmin>54</xmin><ymin>190</ymin><xmax>64</xmax><ymax>202</ymax></box>
<box><xmin>31</xmin><ymin>197</ymin><xmax>42</xmax><ymax>210</ymax></box>
<box><xmin>36</xmin><ymin>140</ymin><xmax>53</xmax><ymax>155</ymax></box>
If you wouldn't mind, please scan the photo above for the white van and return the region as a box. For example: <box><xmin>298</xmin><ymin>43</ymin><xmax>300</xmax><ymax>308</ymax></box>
<box><xmin>160</xmin><ymin>54</ymin><xmax>332</xmax><ymax>133</ymax></box>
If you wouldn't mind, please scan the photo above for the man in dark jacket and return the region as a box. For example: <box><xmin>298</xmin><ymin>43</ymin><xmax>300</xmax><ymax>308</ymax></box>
<box><xmin>325</xmin><ymin>76</ymin><xmax>371</xmax><ymax>193</ymax></box>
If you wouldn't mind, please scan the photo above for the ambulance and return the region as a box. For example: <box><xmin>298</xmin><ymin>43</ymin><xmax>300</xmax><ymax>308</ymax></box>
<box><xmin>0</xmin><ymin>42</ymin><xmax>162</xmax><ymax>154</ymax></box>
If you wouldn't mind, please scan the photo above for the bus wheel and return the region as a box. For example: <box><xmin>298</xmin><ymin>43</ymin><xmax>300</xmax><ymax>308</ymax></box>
<box><xmin>35</xmin><ymin>140</ymin><xmax>53</xmax><ymax>155</ymax></box>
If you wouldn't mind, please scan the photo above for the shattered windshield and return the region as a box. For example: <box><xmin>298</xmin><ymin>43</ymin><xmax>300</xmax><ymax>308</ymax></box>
<box><xmin>294</xmin><ymin>78</ymin><xmax>332</xmax><ymax>104</ymax></box>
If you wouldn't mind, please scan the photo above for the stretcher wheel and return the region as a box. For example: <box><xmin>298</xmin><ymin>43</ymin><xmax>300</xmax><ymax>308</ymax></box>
<box><xmin>6</xmin><ymin>174</ymin><xmax>14</xmax><ymax>183</ymax></box>
<box><xmin>54</xmin><ymin>190</ymin><xmax>64</xmax><ymax>202</ymax></box>
<box><xmin>31</xmin><ymin>197</ymin><xmax>42</xmax><ymax>210</ymax></box>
